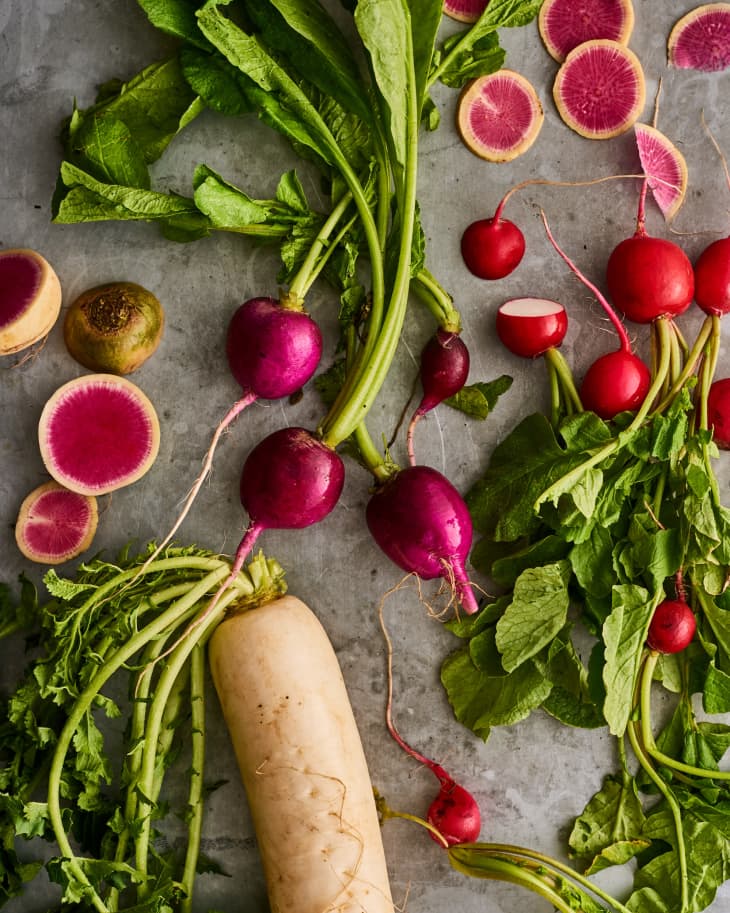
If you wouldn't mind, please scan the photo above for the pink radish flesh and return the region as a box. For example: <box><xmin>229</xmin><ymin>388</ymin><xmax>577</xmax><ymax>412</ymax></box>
<box><xmin>38</xmin><ymin>375</ymin><xmax>160</xmax><ymax>496</ymax></box>
<box><xmin>366</xmin><ymin>465</ymin><xmax>477</xmax><ymax>614</ymax></box>
<box><xmin>461</xmin><ymin>217</ymin><xmax>526</xmax><ymax>280</ymax></box>
<box><xmin>496</xmin><ymin>298</ymin><xmax>568</xmax><ymax>358</ymax></box>
<box><xmin>707</xmin><ymin>378</ymin><xmax>730</xmax><ymax>449</ymax></box>
<box><xmin>15</xmin><ymin>481</ymin><xmax>98</xmax><ymax>564</ymax></box>
<box><xmin>226</xmin><ymin>296</ymin><xmax>323</xmax><ymax>399</ymax></box>
<box><xmin>694</xmin><ymin>237</ymin><xmax>730</xmax><ymax>316</ymax></box>
<box><xmin>580</xmin><ymin>349</ymin><xmax>650</xmax><ymax>419</ymax></box>
<box><xmin>0</xmin><ymin>249</ymin><xmax>62</xmax><ymax>354</ymax></box>
<box><xmin>539</xmin><ymin>0</ymin><xmax>634</xmax><ymax>61</ymax></box>
<box><xmin>606</xmin><ymin>234</ymin><xmax>694</xmax><ymax>323</ymax></box>
<box><xmin>647</xmin><ymin>599</ymin><xmax>696</xmax><ymax>654</ymax></box>
<box><xmin>668</xmin><ymin>4</ymin><xmax>730</xmax><ymax>72</ymax></box>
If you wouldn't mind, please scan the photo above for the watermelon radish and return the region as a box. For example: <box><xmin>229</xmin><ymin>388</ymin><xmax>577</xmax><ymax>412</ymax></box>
<box><xmin>634</xmin><ymin>122</ymin><xmax>688</xmax><ymax>221</ymax></box>
<box><xmin>15</xmin><ymin>480</ymin><xmax>98</xmax><ymax>564</ymax></box>
<box><xmin>538</xmin><ymin>0</ymin><xmax>635</xmax><ymax>62</ymax></box>
<box><xmin>553</xmin><ymin>39</ymin><xmax>646</xmax><ymax>139</ymax></box>
<box><xmin>668</xmin><ymin>3</ymin><xmax>730</xmax><ymax>72</ymax></box>
<box><xmin>0</xmin><ymin>249</ymin><xmax>62</xmax><ymax>356</ymax></box>
<box><xmin>443</xmin><ymin>0</ymin><xmax>489</xmax><ymax>23</ymax></box>
<box><xmin>38</xmin><ymin>374</ymin><xmax>160</xmax><ymax>496</ymax></box>
<box><xmin>456</xmin><ymin>70</ymin><xmax>544</xmax><ymax>163</ymax></box>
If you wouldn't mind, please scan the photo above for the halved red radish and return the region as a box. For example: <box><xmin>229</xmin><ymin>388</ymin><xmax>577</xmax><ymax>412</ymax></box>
<box><xmin>15</xmin><ymin>480</ymin><xmax>98</xmax><ymax>564</ymax></box>
<box><xmin>553</xmin><ymin>39</ymin><xmax>645</xmax><ymax>139</ymax></box>
<box><xmin>496</xmin><ymin>298</ymin><xmax>568</xmax><ymax>358</ymax></box>
<box><xmin>634</xmin><ymin>122</ymin><xmax>688</xmax><ymax>222</ymax></box>
<box><xmin>456</xmin><ymin>70</ymin><xmax>544</xmax><ymax>163</ymax></box>
<box><xmin>0</xmin><ymin>249</ymin><xmax>62</xmax><ymax>355</ymax></box>
<box><xmin>539</xmin><ymin>0</ymin><xmax>635</xmax><ymax>63</ymax></box>
<box><xmin>38</xmin><ymin>374</ymin><xmax>160</xmax><ymax>496</ymax></box>
<box><xmin>668</xmin><ymin>3</ymin><xmax>730</xmax><ymax>72</ymax></box>
<box><xmin>443</xmin><ymin>0</ymin><xmax>489</xmax><ymax>22</ymax></box>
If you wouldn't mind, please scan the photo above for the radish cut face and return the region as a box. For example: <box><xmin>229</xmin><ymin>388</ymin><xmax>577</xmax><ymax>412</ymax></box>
<box><xmin>538</xmin><ymin>0</ymin><xmax>635</xmax><ymax>62</ymax></box>
<box><xmin>443</xmin><ymin>0</ymin><xmax>489</xmax><ymax>23</ymax></box>
<box><xmin>0</xmin><ymin>249</ymin><xmax>62</xmax><ymax>355</ymax></box>
<box><xmin>496</xmin><ymin>297</ymin><xmax>568</xmax><ymax>358</ymax></box>
<box><xmin>553</xmin><ymin>39</ymin><xmax>645</xmax><ymax>139</ymax></box>
<box><xmin>668</xmin><ymin>3</ymin><xmax>730</xmax><ymax>72</ymax></box>
<box><xmin>634</xmin><ymin>123</ymin><xmax>688</xmax><ymax>221</ymax></box>
<box><xmin>456</xmin><ymin>70</ymin><xmax>544</xmax><ymax>163</ymax></box>
<box><xmin>15</xmin><ymin>481</ymin><xmax>98</xmax><ymax>564</ymax></box>
<box><xmin>38</xmin><ymin>374</ymin><xmax>160</xmax><ymax>496</ymax></box>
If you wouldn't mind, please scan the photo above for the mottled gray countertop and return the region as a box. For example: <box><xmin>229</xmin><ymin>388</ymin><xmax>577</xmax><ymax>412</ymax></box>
<box><xmin>2</xmin><ymin>2</ymin><xmax>730</xmax><ymax>911</ymax></box>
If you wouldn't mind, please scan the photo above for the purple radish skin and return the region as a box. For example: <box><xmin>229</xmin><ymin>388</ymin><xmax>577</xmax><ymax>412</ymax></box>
<box><xmin>407</xmin><ymin>330</ymin><xmax>470</xmax><ymax>465</ymax></box>
<box><xmin>366</xmin><ymin>465</ymin><xmax>478</xmax><ymax>615</ymax></box>
<box><xmin>647</xmin><ymin>598</ymin><xmax>696</xmax><ymax>654</ymax></box>
<box><xmin>15</xmin><ymin>481</ymin><xmax>98</xmax><ymax>564</ymax></box>
<box><xmin>0</xmin><ymin>249</ymin><xmax>62</xmax><ymax>355</ymax></box>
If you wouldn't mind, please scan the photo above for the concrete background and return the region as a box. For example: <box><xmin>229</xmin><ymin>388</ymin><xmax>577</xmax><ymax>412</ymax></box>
<box><xmin>1</xmin><ymin>1</ymin><xmax>729</xmax><ymax>911</ymax></box>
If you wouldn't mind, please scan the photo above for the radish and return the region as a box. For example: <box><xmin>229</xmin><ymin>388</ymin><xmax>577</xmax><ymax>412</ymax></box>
<box><xmin>366</xmin><ymin>465</ymin><xmax>478</xmax><ymax>615</ymax></box>
<box><xmin>0</xmin><ymin>248</ymin><xmax>62</xmax><ymax>355</ymax></box>
<box><xmin>209</xmin><ymin>594</ymin><xmax>394</xmax><ymax>913</ymax></box>
<box><xmin>38</xmin><ymin>374</ymin><xmax>160</xmax><ymax>496</ymax></box>
<box><xmin>63</xmin><ymin>281</ymin><xmax>164</xmax><ymax>375</ymax></box>
<box><xmin>406</xmin><ymin>329</ymin><xmax>470</xmax><ymax>466</ymax></box>
<box><xmin>538</xmin><ymin>0</ymin><xmax>635</xmax><ymax>63</ymax></box>
<box><xmin>646</xmin><ymin>598</ymin><xmax>696</xmax><ymax>654</ymax></box>
<box><xmin>667</xmin><ymin>3</ymin><xmax>730</xmax><ymax>72</ymax></box>
<box><xmin>707</xmin><ymin>378</ymin><xmax>730</xmax><ymax>449</ymax></box>
<box><xmin>495</xmin><ymin>297</ymin><xmax>568</xmax><ymax>358</ymax></box>
<box><xmin>14</xmin><ymin>480</ymin><xmax>98</xmax><ymax>564</ymax></box>
<box><xmin>443</xmin><ymin>0</ymin><xmax>489</xmax><ymax>23</ymax></box>
<box><xmin>461</xmin><ymin>214</ymin><xmax>526</xmax><ymax>280</ymax></box>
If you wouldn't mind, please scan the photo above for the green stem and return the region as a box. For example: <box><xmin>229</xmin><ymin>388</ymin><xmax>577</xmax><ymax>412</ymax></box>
<box><xmin>180</xmin><ymin>642</ymin><xmax>207</xmax><ymax>913</ymax></box>
<box><xmin>544</xmin><ymin>347</ymin><xmax>583</xmax><ymax>416</ymax></box>
<box><xmin>412</xmin><ymin>268</ymin><xmax>462</xmax><ymax>331</ymax></box>
<box><xmin>653</xmin><ymin>315</ymin><xmax>714</xmax><ymax>414</ymax></box>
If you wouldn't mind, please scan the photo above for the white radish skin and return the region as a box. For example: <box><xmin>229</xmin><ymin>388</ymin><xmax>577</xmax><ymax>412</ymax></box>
<box><xmin>0</xmin><ymin>249</ymin><xmax>62</xmax><ymax>355</ymax></box>
<box><xmin>209</xmin><ymin>595</ymin><xmax>394</xmax><ymax>913</ymax></box>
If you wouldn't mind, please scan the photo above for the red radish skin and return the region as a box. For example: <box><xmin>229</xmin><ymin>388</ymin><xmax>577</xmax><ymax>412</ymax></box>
<box><xmin>580</xmin><ymin>349</ymin><xmax>650</xmax><ymax>419</ymax></box>
<box><xmin>538</xmin><ymin>0</ymin><xmax>635</xmax><ymax>62</ymax></box>
<box><xmin>461</xmin><ymin>217</ymin><xmax>526</xmax><ymax>280</ymax></box>
<box><xmin>0</xmin><ymin>249</ymin><xmax>62</xmax><ymax>355</ymax></box>
<box><xmin>647</xmin><ymin>599</ymin><xmax>697</xmax><ymax>654</ymax></box>
<box><xmin>496</xmin><ymin>298</ymin><xmax>568</xmax><ymax>358</ymax></box>
<box><xmin>406</xmin><ymin>330</ymin><xmax>470</xmax><ymax>466</ymax></box>
<box><xmin>707</xmin><ymin>378</ymin><xmax>730</xmax><ymax>449</ymax></box>
<box><xmin>15</xmin><ymin>481</ymin><xmax>98</xmax><ymax>564</ymax></box>
<box><xmin>634</xmin><ymin>123</ymin><xmax>688</xmax><ymax>222</ymax></box>
<box><xmin>366</xmin><ymin>465</ymin><xmax>478</xmax><ymax>615</ymax></box>
<box><xmin>694</xmin><ymin>237</ymin><xmax>730</xmax><ymax>316</ymax></box>
<box><xmin>38</xmin><ymin>374</ymin><xmax>160</xmax><ymax>496</ymax></box>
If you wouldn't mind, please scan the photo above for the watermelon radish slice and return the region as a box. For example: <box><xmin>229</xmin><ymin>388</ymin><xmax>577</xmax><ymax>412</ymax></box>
<box><xmin>668</xmin><ymin>3</ymin><xmax>730</xmax><ymax>72</ymax></box>
<box><xmin>539</xmin><ymin>0</ymin><xmax>635</xmax><ymax>62</ymax></box>
<box><xmin>0</xmin><ymin>249</ymin><xmax>62</xmax><ymax>355</ymax></box>
<box><xmin>456</xmin><ymin>70</ymin><xmax>544</xmax><ymax>162</ymax></box>
<box><xmin>15</xmin><ymin>481</ymin><xmax>98</xmax><ymax>564</ymax></box>
<box><xmin>443</xmin><ymin>0</ymin><xmax>489</xmax><ymax>23</ymax></box>
<box><xmin>553</xmin><ymin>39</ymin><xmax>645</xmax><ymax>139</ymax></box>
<box><xmin>634</xmin><ymin>123</ymin><xmax>688</xmax><ymax>221</ymax></box>
<box><xmin>38</xmin><ymin>374</ymin><xmax>160</xmax><ymax>496</ymax></box>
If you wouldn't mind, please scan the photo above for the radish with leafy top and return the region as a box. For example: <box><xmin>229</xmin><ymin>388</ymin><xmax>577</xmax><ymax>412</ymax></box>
<box><xmin>0</xmin><ymin>248</ymin><xmax>62</xmax><ymax>356</ymax></box>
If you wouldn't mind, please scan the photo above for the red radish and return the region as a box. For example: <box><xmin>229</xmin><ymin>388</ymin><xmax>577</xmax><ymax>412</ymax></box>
<box><xmin>634</xmin><ymin>122</ymin><xmax>688</xmax><ymax>223</ymax></box>
<box><xmin>695</xmin><ymin>239</ymin><xmax>730</xmax><ymax>316</ymax></box>
<box><xmin>456</xmin><ymin>70</ymin><xmax>544</xmax><ymax>163</ymax></box>
<box><xmin>647</xmin><ymin>598</ymin><xmax>697</xmax><ymax>654</ymax></box>
<box><xmin>461</xmin><ymin>215</ymin><xmax>526</xmax><ymax>280</ymax></box>
<box><xmin>538</xmin><ymin>0</ymin><xmax>635</xmax><ymax>62</ymax></box>
<box><xmin>15</xmin><ymin>480</ymin><xmax>98</xmax><ymax>564</ymax></box>
<box><xmin>406</xmin><ymin>330</ymin><xmax>470</xmax><ymax>466</ymax></box>
<box><xmin>366</xmin><ymin>465</ymin><xmax>478</xmax><ymax>615</ymax></box>
<box><xmin>707</xmin><ymin>378</ymin><xmax>730</xmax><ymax>448</ymax></box>
<box><xmin>496</xmin><ymin>297</ymin><xmax>568</xmax><ymax>358</ymax></box>
<box><xmin>38</xmin><ymin>374</ymin><xmax>160</xmax><ymax>496</ymax></box>
<box><xmin>668</xmin><ymin>3</ymin><xmax>730</xmax><ymax>72</ymax></box>
<box><xmin>0</xmin><ymin>248</ymin><xmax>62</xmax><ymax>355</ymax></box>
<box><xmin>443</xmin><ymin>0</ymin><xmax>489</xmax><ymax>23</ymax></box>
<box><xmin>553</xmin><ymin>39</ymin><xmax>646</xmax><ymax>140</ymax></box>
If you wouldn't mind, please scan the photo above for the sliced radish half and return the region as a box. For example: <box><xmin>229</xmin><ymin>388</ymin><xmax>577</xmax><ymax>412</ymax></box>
<box><xmin>457</xmin><ymin>70</ymin><xmax>544</xmax><ymax>163</ymax></box>
<box><xmin>38</xmin><ymin>374</ymin><xmax>161</xmax><ymax>496</ymax></box>
<box><xmin>539</xmin><ymin>0</ymin><xmax>635</xmax><ymax>62</ymax></box>
<box><xmin>443</xmin><ymin>0</ymin><xmax>489</xmax><ymax>23</ymax></box>
<box><xmin>0</xmin><ymin>249</ymin><xmax>62</xmax><ymax>355</ymax></box>
<box><xmin>15</xmin><ymin>481</ymin><xmax>98</xmax><ymax>564</ymax></box>
<box><xmin>668</xmin><ymin>3</ymin><xmax>730</xmax><ymax>71</ymax></box>
<box><xmin>553</xmin><ymin>39</ymin><xmax>645</xmax><ymax>139</ymax></box>
<box><xmin>496</xmin><ymin>298</ymin><xmax>568</xmax><ymax>358</ymax></box>
<box><xmin>634</xmin><ymin>123</ymin><xmax>688</xmax><ymax>221</ymax></box>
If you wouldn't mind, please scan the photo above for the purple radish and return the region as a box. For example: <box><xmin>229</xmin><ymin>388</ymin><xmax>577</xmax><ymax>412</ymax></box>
<box><xmin>15</xmin><ymin>481</ymin><xmax>98</xmax><ymax>564</ymax></box>
<box><xmin>0</xmin><ymin>248</ymin><xmax>62</xmax><ymax>355</ymax></box>
<box><xmin>406</xmin><ymin>330</ymin><xmax>470</xmax><ymax>466</ymax></box>
<box><xmin>366</xmin><ymin>465</ymin><xmax>478</xmax><ymax>615</ymax></box>
<box><xmin>461</xmin><ymin>212</ymin><xmax>526</xmax><ymax>280</ymax></box>
<box><xmin>646</xmin><ymin>598</ymin><xmax>696</xmax><ymax>654</ymax></box>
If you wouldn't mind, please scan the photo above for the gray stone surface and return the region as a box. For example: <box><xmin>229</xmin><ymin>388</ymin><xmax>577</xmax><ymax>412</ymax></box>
<box><xmin>1</xmin><ymin>2</ymin><xmax>729</xmax><ymax>911</ymax></box>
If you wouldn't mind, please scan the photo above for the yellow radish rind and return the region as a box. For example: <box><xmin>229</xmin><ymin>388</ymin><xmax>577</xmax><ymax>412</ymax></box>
<box><xmin>15</xmin><ymin>480</ymin><xmax>98</xmax><ymax>564</ymax></box>
<box><xmin>553</xmin><ymin>39</ymin><xmax>646</xmax><ymax>140</ymax></box>
<box><xmin>456</xmin><ymin>70</ymin><xmax>544</xmax><ymax>163</ymax></box>
<box><xmin>668</xmin><ymin>3</ymin><xmax>730</xmax><ymax>71</ymax></box>
<box><xmin>539</xmin><ymin>0</ymin><xmax>635</xmax><ymax>63</ymax></box>
<box><xmin>0</xmin><ymin>249</ymin><xmax>62</xmax><ymax>355</ymax></box>
<box><xmin>634</xmin><ymin>122</ymin><xmax>688</xmax><ymax>222</ymax></box>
